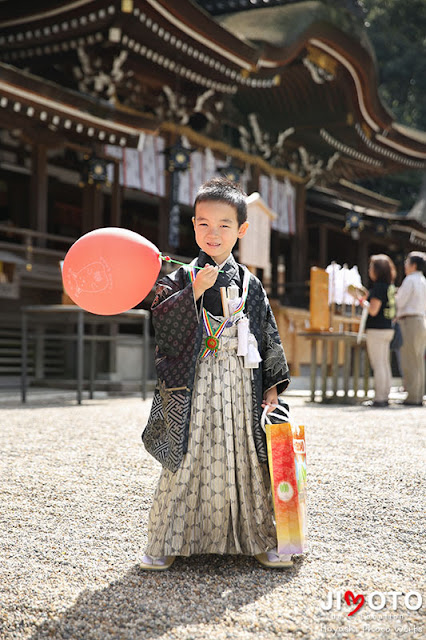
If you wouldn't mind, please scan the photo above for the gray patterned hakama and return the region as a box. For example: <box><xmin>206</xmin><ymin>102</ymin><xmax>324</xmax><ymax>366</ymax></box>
<box><xmin>145</xmin><ymin>322</ymin><xmax>277</xmax><ymax>557</ymax></box>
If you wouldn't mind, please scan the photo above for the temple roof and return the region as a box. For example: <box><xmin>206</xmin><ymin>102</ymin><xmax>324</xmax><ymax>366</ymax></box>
<box><xmin>408</xmin><ymin>173</ymin><xmax>426</xmax><ymax>225</ymax></box>
<box><xmin>0</xmin><ymin>63</ymin><xmax>155</xmax><ymax>150</ymax></box>
<box><xmin>193</xmin><ymin>0</ymin><xmax>365</xmax><ymax>20</ymax></box>
<box><xmin>307</xmin><ymin>185</ymin><xmax>426</xmax><ymax>250</ymax></box>
<box><xmin>0</xmin><ymin>0</ymin><xmax>425</xmax><ymax>186</ymax></box>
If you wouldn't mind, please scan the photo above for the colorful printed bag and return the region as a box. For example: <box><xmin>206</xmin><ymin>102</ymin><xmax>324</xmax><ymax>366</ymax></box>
<box><xmin>261</xmin><ymin>400</ymin><xmax>308</xmax><ymax>555</ymax></box>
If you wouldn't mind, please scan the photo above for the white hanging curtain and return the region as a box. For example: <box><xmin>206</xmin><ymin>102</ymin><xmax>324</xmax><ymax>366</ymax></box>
<box><xmin>259</xmin><ymin>175</ymin><xmax>296</xmax><ymax>235</ymax></box>
<box><xmin>105</xmin><ymin>135</ymin><xmax>166</xmax><ymax>196</ymax></box>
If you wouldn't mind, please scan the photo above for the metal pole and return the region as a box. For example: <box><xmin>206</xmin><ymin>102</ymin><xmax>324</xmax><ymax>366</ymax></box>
<box><xmin>331</xmin><ymin>339</ymin><xmax>339</xmax><ymax>398</ymax></box>
<box><xmin>363</xmin><ymin>344</ymin><xmax>370</xmax><ymax>398</ymax></box>
<box><xmin>343</xmin><ymin>340</ymin><xmax>351</xmax><ymax>398</ymax></box>
<box><xmin>353</xmin><ymin>345</ymin><xmax>360</xmax><ymax>398</ymax></box>
<box><xmin>310</xmin><ymin>338</ymin><xmax>317</xmax><ymax>402</ymax></box>
<box><xmin>34</xmin><ymin>325</ymin><xmax>45</xmax><ymax>381</ymax></box>
<box><xmin>21</xmin><ymin>311</ymin><xmax>28</xmax><ymax>403</ymax></box>
<box><xmin>77</xmin><ymin>311</ymin><xmax>84</xmax><ymax>405</ymax></box>
<box><xmin>320</xmin><ymin>339</ymin><xmax>328</xmax><ymax>400</ymax></box>
<box><xmin>89</xmin><ymin>324</ymin><xmax>96</xmax><ymax>400</ymax></box>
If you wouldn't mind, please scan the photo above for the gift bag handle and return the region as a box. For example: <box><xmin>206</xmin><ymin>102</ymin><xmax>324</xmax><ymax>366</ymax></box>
<box><xmin>261</xmin><ymin>403</ymin><xmax>291</xmax><ymax>432</ymax></box>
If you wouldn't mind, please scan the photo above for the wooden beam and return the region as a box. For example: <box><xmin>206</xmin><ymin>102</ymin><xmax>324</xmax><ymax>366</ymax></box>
<box><xmin>160</xmin><ymin>121</ymin><xmax>305</xmax><ymax>184</ymax></box>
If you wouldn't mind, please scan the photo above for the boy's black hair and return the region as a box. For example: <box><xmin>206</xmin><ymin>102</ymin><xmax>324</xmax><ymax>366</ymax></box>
<box><xmin>407</xmin><ymin>251</ymin><xmax>426</xmax><ymax>274</ymax></box>
<box><xmin>194</xmin><ymin>177</ymin><xmax>247</xmax><ymax>226</ymax></box>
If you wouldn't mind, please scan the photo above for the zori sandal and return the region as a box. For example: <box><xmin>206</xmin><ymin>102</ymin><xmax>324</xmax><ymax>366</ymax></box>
<box><xmin>255</xmin><ymin>549</ymin><xmax>293</xmax><ymax>568</ymax></box>
<box><xmin>140</xmin><ymin>554</ymin><xmax>175</xmax><ymax>570</ymax></box>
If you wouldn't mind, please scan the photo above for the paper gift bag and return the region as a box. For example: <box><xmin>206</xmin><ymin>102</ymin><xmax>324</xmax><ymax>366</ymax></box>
<box><xmin>262</xmin><ymin>403</ymin><xmax>307</xmax><ymax>555</ymax></box>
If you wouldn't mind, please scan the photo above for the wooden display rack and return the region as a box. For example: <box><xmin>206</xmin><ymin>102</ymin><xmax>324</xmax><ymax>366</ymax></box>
<box><xmin>308</xmin><ymin>267</ymin><xmax>331</xmax><ymax>332</ymax></box>
<box><xmin>271</xmin><ymin>265</ymin><xmax>363</xmax><ymax>376</ymax></box>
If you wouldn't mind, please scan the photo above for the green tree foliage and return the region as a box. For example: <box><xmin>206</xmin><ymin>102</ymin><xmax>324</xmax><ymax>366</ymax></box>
<box><xmin>358</xmin><ymin>0</ymin><xmax>426</xmax><ymax>209</ymax></box>
<box><xmin>362</xmin><ymin>0</ymin><xmax>426</xmax><ymax>128</ymax></box>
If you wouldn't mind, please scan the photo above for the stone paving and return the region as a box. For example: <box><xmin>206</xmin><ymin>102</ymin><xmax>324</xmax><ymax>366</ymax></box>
<box><xmin>0</xmin><ymin>390</ymin><xmax>424</xmax><ymax>640</ymax></box>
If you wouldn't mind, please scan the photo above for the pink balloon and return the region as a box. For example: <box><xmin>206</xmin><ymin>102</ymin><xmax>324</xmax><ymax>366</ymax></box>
<box><xmin>62</xmin><ymin>228</ymin><xmax>162</xmax><ymax>315</ymax></box>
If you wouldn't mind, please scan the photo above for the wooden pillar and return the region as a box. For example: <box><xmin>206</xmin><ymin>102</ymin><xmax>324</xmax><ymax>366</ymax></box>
<box><xmin>271</xmin><ymin>232</ymin><xmax>279</xmax><ymax>299</ymax></box>
<box><xmin>82</xmin><ymin>184</ymin><xmax>104</xmax><ymax>234</ymax></box>
<box><xmin>290</xmin><ymin>184</ymin><xmax>307</xmax><ymax>294</ymax></box>
<box><xmin>319</xmin><ymin>225</ymin><xmax>328</xmax><ymax>268</ymax></box>
<box><xmin>247</xmin><ymin>164</ymin><xmax>260</xmax><ymax>194</ymax></box>
<box><xmin>82</xmin><ymin>185</ymin><xmax>91</xmax><ymax>234</ymax></box>
<box><xmin>30</xmin><ymin>143</ymin><xmax>48</xmax><ymax>246</ymax></box>
<box><xmin>110</xmin><ymin>161</ymin><xmax>121</xmax><ymax>227</ymax></box>
<box><xmin>93</xmin><ymin>187</ymin><xmax>104</xmax><ymax>229</ymax></box>
<box><xmin>158</xmin><ymin>196</ymin><xmax>170</xmax><ymax>254</ymax></box>
<box><xmin>358</xmin><ymin>238</ymin><xmax>369</xmax><ymax>286</ymax></box>
<box><xmin>108</xmin><ymin>161</ymin><xmax>120</xmax><ymax>378</ymax></box>
<box><xmin>245</xmin><ymin>165</ymin><xmax>261</xmax><ymax>278</ymax></box>
<box><xmin>158</xmin><ymin>131</ymin><xmax>174</xmax><ymax>254</ymax></box>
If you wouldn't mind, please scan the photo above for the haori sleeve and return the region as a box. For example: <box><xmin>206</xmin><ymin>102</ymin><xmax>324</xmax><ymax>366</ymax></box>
<box><xmin>151</xmin><ymin>271</ymin><xmax>200</xmax><ymax>357</ymax></box>
<box><xmin>261</xmin><ymin>292</ymin><xmax>291</xmax><ymax>396</ymax></box>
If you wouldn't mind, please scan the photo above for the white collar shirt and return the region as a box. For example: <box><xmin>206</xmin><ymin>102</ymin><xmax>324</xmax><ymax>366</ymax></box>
<box><xmin>395</xmin><ymin>271</ymin><xmax>426</xmax><ymax>317</ymax></box>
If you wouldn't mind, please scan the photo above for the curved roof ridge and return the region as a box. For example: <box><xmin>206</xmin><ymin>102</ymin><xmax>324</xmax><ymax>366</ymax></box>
<box><xmin>392</xmin><ymin>123</ymin><xmax>426</xmax><ymax>146</ymax></box>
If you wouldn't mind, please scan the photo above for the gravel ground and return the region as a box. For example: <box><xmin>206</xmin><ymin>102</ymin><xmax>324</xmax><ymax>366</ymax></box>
<box><xmin>0</xmin><ymin>391</ymin><xmax>424</xmax><ymax>640</ymax></box>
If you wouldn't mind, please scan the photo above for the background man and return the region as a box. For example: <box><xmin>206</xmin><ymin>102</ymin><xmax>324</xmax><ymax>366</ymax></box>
<box><xmin>395</xmin><ymin>252</ymin><xmax>426</xmax><ymax>406</ymax></box>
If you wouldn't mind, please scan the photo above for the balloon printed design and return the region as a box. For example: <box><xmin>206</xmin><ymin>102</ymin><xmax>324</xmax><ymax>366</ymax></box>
<box><xmin>62</xmin><ymin>228</ymin><xmax>162</xmax><ymax>315</ymax></box>
<box><xmin>66</xmin><ymin>258</ymin><xmax>113</xmax><ymax>296</ymax></box>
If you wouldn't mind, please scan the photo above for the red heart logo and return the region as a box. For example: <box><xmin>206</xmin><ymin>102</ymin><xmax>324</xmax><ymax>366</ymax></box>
<box><xmin>344</xmin><ymin>590</ymin><xmax>365</xmax><ymax>616</ymax></box>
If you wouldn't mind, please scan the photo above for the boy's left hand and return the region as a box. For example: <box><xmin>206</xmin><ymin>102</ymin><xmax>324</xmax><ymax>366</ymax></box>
<box><xmin>262</xmin><ymin>387</ymin><xmax>278</xmax><ymax>414</ymax></box>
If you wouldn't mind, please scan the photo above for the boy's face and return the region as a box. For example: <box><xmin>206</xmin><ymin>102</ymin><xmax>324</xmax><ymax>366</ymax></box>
<box><xmin>193</xmin><ymin>201</ymin><xmax>249</xmax><ymax>265</ymax></box>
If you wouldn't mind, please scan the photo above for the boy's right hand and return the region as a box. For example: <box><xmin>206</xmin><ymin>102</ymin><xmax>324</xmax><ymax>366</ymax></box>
<box><xmin>192</xmin><ymin>265</ymin><xmax>219</xmax><ymax>301</ymax></box>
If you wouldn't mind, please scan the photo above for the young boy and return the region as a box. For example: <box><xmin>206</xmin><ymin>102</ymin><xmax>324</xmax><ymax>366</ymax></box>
<box><xmin>141</xmin><ymin>178</ymin><xmax>291</xmax><ymax>569</ymax></box>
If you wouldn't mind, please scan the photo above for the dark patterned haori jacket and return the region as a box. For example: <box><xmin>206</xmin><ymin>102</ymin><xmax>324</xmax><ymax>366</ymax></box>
<box><xmin>142</xmin><ymin>251</ymin><xmax>290</xmax><ymax>472</ymax></box>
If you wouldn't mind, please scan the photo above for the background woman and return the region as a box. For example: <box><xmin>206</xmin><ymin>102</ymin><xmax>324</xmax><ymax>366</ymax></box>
<box><xmin>361</xmin><ymin>254</ymin><xmax>396</xmax><ymax>407</ymax></box>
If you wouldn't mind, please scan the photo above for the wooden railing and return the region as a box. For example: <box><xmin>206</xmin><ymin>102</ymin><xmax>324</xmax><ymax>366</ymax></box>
<box><xmin>0</xmin><ymin>224</ymin><xmax>75</xmax><ymax>268</ymax></box>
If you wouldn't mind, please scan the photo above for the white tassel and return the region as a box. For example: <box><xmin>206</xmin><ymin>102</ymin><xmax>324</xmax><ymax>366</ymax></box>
<box><xmin>244</xmin><ymin>333</ymin><xmax>262</xmax><ymax>369</ymax></box>
<box><xmin>237</xmin><ymin>317</ymin><xmax>249</xmax><ymax>356</ymax></box>
<box><xmin>237</xmin><ymin>315</ymin><xmax>262</xmax><ymax>368</ymax></box>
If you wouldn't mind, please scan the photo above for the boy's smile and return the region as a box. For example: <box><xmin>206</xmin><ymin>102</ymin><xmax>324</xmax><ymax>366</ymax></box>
<box><xmin>193</xmin><ymin>201</ymin><xmax>249</xmax><ymax>265</ymax></box>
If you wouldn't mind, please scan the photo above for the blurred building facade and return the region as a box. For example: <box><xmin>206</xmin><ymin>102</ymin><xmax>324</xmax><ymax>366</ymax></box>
<box><xmin>0</xmin><ymin>0</ymin><xmax>425</xmax><ymax>380</ymax></box>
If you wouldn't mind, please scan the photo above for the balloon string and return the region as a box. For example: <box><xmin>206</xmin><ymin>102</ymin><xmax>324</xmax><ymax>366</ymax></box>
<box><xmin>160</xmin><ymin>254</ymin><xmax>224</xmax><ymax>273</ymax></box>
